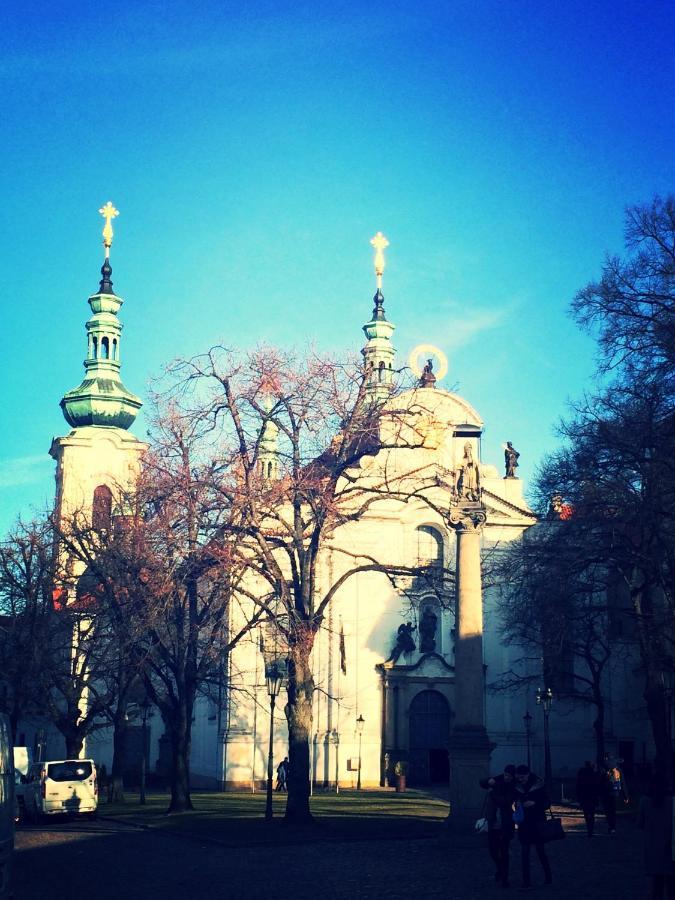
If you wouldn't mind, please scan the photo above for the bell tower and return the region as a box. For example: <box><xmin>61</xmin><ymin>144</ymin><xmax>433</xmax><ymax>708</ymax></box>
<box><xmin>50</xmin><ymin>203</ymin><xmax>146</xmax><ymax>529</ymax></box>
<box><xmin>362</xmin><ymin>232</ymin><xmax>396</xmax><ymax>401</ymax></box>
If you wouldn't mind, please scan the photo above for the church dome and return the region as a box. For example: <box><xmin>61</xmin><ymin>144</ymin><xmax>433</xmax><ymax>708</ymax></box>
<box><xmin>61</xmin><ymin>371</ymin><xmax>142</xmax><ymax>429</ymax></box>
<box><xmin>60</xmin><ymin>237</ymin><xmax>142</xmax><ymax>431</ymax></box>
<box><xmin>387</xmin><ymin>386</ymin><xmax>483</xmax><ymax>429</ymax></box>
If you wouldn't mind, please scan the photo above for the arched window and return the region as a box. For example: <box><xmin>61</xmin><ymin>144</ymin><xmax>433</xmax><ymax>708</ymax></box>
<box><xmin>92</xmin><ymin>484</ymin><xmax>113</xmax><ymax>530</ymax></box>
<box><xmin>101</xmin><ymin>336</ymin><xmax>110</xmax><ymax>359</ymax></box>
<box><xmin>378</xmin><ymin>360</ymin><xmax>385</xmax><ymax>382</ymax></box>
<box><xmin>267</xmin><ymin>461</ymin><xmax>273</xmax><ymax>478</ymax></box>
<box><xmin>112</xmin><ymin>338</ymin><xmax>118</xmax><ymax>360</ymax></box>
<box><xmin>416</xmin><ymin>525</ymin><xmax>443</xmax><ymax>568</ymax></box>
<box><xmin>92</xmin><ymin>336</ymin><xmax>98</xmax><ymax>358</ymax></box>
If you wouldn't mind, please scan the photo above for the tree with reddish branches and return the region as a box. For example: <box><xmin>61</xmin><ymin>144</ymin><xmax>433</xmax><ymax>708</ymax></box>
<box><xmin>162</xmin><ymin>346</ymin><xmax>447</xmax><ymax>821</ymax></box>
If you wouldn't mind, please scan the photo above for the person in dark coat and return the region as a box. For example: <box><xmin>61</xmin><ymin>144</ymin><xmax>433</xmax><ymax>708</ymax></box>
<box><xmin>514</xmin><ymin>764</ymin><xmax>552</xmax><ymax>890</ymax></box>
<box><xmin>576</xmin><ymin>760</ymin><xmax>601</xmax><ymax>837</ymax></box>
<box><xmin>480</xmin><ymin>764</ymin><xmax>517</xmax><ymax>887</ymax></box>
<box><xmin>275</xmin><ymin>757</ymin><xmax>288</xmax><ymax>792</ymax></box>
<box><xmin>637</xmin><ymin>774</ymin><xmax>675</xmax><ymax>899</ymax></box>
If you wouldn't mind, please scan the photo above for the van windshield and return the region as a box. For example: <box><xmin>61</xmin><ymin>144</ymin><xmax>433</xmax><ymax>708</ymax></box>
<box><xmin>47</xmin><ymin>762</ymin><xmax>93</xmax><ymax>782</ymax></box>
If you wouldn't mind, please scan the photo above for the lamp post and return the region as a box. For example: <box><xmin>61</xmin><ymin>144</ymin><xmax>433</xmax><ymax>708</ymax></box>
<box><xmin>523</xmin><ymin>711</ymin><xmax>533</xmax><ymax>770</ymax></box>
<box><xmin>536</xmin><ymin>687</ymin><xmax>553</xmax><ymax>794</ymax></box>
<box><xmin>356</xmin><ymin>714</ymin><xmax>365</xmax><ymax>791</ymax></box>
<box><xmin>332</xmin><ymin>729</ymin><xmax>340</xmax><ymax>794</ymax></box>
<box><xmin>139</xmin><ymin>698</ymin><xmax>152</xmax><ymax>805</ymax></box>
<box><xmin>264</xmin><ymin>658</ymin><xmax>285</xmax><ymax>821</ymax></box>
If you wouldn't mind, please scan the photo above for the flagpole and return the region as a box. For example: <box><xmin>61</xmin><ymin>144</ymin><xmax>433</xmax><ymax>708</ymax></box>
<box><xmin>336</xmin><ymin>617</ymin><xmax>344</xmax><ymax>794</ymax></box>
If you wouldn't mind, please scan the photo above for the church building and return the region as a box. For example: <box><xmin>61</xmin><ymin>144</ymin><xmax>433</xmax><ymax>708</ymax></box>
<box><xmin>43</xmin><ymin>209</ymin><xmax>653</xmax><ymax>803</ymax></box>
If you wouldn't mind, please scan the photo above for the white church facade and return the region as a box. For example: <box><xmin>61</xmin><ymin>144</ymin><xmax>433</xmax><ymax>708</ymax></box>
<box><xmin>38</xmin><ymin>213</ymin><xmax>654</xmax><ymax>799</ymax></box>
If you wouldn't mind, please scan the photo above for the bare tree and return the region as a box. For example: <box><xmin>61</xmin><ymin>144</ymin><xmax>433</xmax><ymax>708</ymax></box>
<box><xmin>0</xmin><ymin>518</ymin><xmax>54</xmax><ymax>740</ymax></box>
<box><xmin>527</xmin><ymin>195</ymin><xmax>675</xmax><ymax>777</ymax></box>
<box><xmin>163</xmin><ymin>347</ymin><xmax>446</xmax><ymax>821</ymax></box>
<box><xmin>494</xmin><ymin>516</ymin><xmax>614</xmax><ymax>761</ymax></box>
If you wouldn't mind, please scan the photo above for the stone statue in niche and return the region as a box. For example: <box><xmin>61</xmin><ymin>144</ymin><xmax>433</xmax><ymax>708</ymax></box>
<box><xmin>419</xmin><ymin>607</ymin><xmax>438</xmax><ymax>653</ymax></box>
<box><xmin>456</xmin><ymin>441</ymin><xmax>480</xmax><ymax>501</ymax></box>
<box><xmin>386</xmin><ymin>622</ymin><xmax>416</xmax><ymax>663</ymax></box>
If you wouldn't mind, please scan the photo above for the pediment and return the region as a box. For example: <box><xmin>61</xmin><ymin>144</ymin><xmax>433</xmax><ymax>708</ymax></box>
<box><xmin>378</xmin><ymin>652</ymin><xmax>454</xmax><ymax>678</ymax></box>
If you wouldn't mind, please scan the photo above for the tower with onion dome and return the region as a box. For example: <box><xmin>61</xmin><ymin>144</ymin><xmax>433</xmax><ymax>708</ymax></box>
<box><xmin>50</xmin><ymin>204</ymin><xmax>146</xmax><ymax>530</ymax></box>
<box><xmin>361</xmin><ymin>231</ymin><xmax>396</xmax><ymax>401</ymax></box>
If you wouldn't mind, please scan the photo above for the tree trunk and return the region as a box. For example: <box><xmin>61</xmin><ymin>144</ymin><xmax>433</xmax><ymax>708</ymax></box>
<box><xmin>167</xmin><ymin>708</ymin><xmax>193</xmax><ymax>813</ymax></box>
<box><xmin>592</xmin><ymin>694</ymin><xmax>606</xmax><ymax>764</ymax></box>
<box><xmin>284</xmin><ymin>640</ymin><xmax>314</xmax><ymax>823</ymax></box>
<box><xmin>631</xmin><ymin>578</ymin><xmax>673</xmax><ymax>782</ymax></box>
<box><xmin>644</xmin><ymin>674</ymin><xmax>672</xmax><ymax>782</ymax></box>
<box><xmin>109</xmin><ymin>715</ymin><xmax>128</xmax><ymax>803</ymax></box>
<box><xmin>9</xmin><ymin>706</ymin><xmax>19</xmax><ymax>744</ymax></box>
<box><xmin>65</xmin><ymin>733</ymin><xmax>84</xmax><ymax>759</ymax></box>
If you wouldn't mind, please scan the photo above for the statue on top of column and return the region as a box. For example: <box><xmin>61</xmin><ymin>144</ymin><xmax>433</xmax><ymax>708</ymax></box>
<box><xmin>456</xmin><ymin>441</ymin><xmax>481</xmax><ymax>502</ymax></box>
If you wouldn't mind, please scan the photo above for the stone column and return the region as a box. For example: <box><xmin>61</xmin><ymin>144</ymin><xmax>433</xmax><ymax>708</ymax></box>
<box><xmin>447</xmin><ymin>505</ymin><xmax>493</xmax><ymax>825</ymax></box>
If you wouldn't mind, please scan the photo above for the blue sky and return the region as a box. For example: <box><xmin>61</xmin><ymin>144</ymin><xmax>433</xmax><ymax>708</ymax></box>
<box><xmin>1</xmin><ymin>0</ymin><xmax>673</xmax><ymax>531</ymax></box>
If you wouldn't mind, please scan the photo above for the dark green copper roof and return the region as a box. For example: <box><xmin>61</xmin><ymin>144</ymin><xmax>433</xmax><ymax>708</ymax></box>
<box><xmin>59</xmin><ymin>259</ymin><xmax>142</xmax><ymax>430</ymax></box>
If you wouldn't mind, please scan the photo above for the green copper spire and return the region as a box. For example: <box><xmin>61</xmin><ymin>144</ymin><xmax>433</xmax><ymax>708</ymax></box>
<box><xmin>60</xmin><ymin>204</ymin><xmax>142</xmax><ymax>430</ymax></box>
<box><xmin>362</xmin><ymin>232</ymin><xmax>396</xmax><ymax>400</ymax></box>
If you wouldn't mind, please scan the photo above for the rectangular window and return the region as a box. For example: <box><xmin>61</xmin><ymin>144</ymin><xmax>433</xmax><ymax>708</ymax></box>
<box><xmin>46</xmin><ymin>762</ymin><xmax>93</xmax><ymax>782</ymax></box>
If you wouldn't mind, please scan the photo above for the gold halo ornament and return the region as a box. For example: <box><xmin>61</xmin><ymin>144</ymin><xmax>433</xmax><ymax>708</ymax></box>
<box><xmin>408</xmin><ymin>344</ymin><xmax>449</xmax><ymax>382</ymax></box>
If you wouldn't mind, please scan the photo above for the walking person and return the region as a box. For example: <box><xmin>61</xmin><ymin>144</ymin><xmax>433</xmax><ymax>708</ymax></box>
<box><xmin>275</xmin><ymin>757</ymin><xmax>288</xmax><ymax>792</ymax></box>
<box><xmin>600</xmin><ymin>754</ymin><xmax>628</xmax><ymax>833</ymax></box>
<box><xmin>576</xmin><ymin>760</ymin><xmax>601</xmax><ymax>837</ymax></box>
<box><xmin>513</xmin><ymin>764</ymin><xmax>552</xmax><ymax>891</ymax></box>
<box><xmin>479</xmin><ymin>764</ymin><xmax>517</xmax><ymax>888</ymax></box>
<box><xmin>637</xmin><ymin>774</ymin><xmax>675</xmax><ymax>899</ymax></box>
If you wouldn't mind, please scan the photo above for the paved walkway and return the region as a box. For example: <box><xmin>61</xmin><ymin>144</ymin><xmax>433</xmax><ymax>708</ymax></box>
<box><xmin>14</xmin><ymin>807</ymin><xmax>645</xmax><ymax>899</ymax></box>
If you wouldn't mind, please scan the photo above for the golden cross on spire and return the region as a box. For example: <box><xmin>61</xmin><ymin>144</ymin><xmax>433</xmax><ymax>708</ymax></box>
<box><xmin>370</xmin><ymin>231</ymin><xmax>389</xmax><ymax>289</ymax></box>
<box><xmin>99</xmin><ymin>201</ymin><xmax>119</xmax><ymax>258</ymax></box>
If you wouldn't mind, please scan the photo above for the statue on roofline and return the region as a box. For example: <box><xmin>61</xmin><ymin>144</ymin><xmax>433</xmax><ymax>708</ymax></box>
<box><xmin>504</xmin><ymin>441</ymin><xmax>520</xmax><ymax>478</ymax></box>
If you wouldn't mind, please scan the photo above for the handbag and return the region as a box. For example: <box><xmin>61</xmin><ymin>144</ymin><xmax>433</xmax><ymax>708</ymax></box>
<box><xmin>474</xmin><ymin>792</ymin><xmax>489</xmax><ymax>833</ymax></box>
<box><xmin>536</xmin><ymin>809</ymin><xmax>565</xmax><ymax>843</ymax></box>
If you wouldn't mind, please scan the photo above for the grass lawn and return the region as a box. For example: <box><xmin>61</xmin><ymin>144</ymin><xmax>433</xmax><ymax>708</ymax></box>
<box><xmin>103</xmin><ymin>789</ymin><xmax>449</xmax><ymax>845</ymax></box>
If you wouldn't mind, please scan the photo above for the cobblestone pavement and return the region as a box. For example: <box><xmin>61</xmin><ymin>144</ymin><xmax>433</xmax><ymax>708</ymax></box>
<box><xmin>14</xmin><ymin>809</ymin><xmax>645</xmax><ymax>900</ymax></box>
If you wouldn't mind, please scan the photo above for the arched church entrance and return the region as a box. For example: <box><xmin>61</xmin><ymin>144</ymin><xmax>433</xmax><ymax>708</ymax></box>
<box><xmin>408</xmin><ymin>689</ymin><xmax>450</xmax><ymax>786</ymax></box>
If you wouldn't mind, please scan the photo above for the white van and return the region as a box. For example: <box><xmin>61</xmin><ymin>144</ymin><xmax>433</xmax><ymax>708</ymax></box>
<box><xmin>24</xmin><ymin>759</ymin><xmax>98</xmax><ymax>819</ymax></box>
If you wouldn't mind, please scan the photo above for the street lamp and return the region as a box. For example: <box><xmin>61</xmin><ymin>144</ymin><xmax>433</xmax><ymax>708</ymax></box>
<box><xmin>264</xmin><ymin>657</ymin><xmax>286</xmax><ymax>821</ymax></box>
<box><xmin>523</xmin><ymin>711</ymin><xmax>533</xmax><ymax>770</ymax></box>
<box><xmin>536</xmin><ymin>687</ymin><xmax>553</xmax><ymax>794</ymax></box>
<box><xmin>331</xmin><ymin>729</ymin><xmax>340</xmax><ymax>795</ymax></box>
<box><xmin>356</xmin><ymin>714</ymin><xmax>365</xmax><ymax>791</ymax></box>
